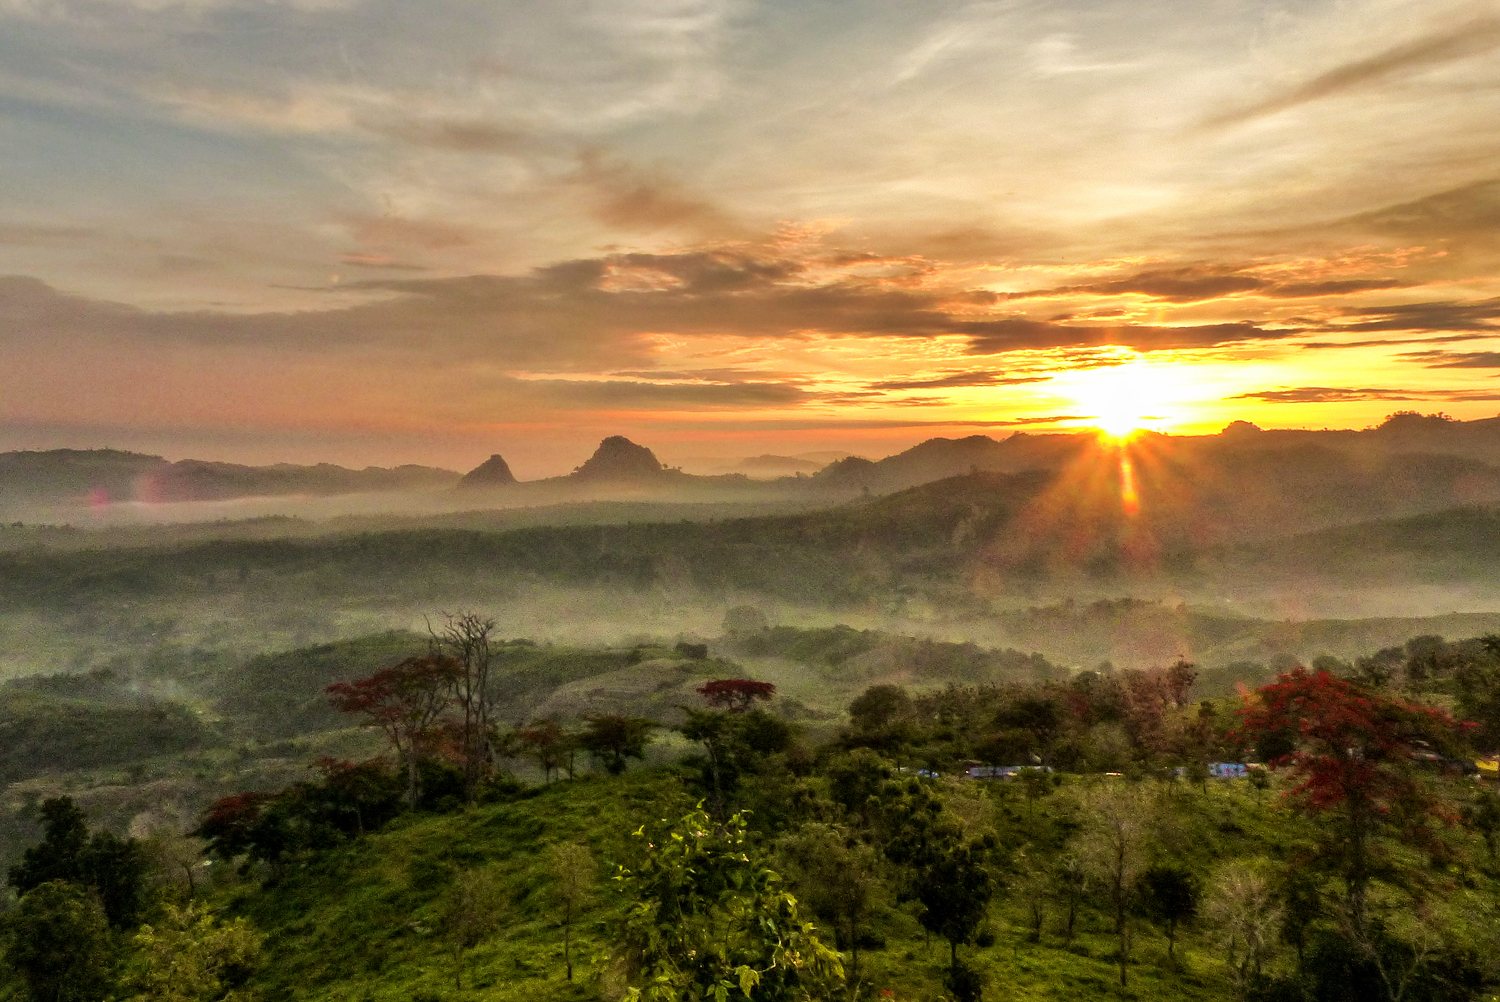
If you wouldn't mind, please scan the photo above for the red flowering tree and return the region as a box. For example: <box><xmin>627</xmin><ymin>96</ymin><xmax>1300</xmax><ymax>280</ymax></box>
<box><xmin>1232</xmin><ymin>667</ymin><xmax>1464</xmax><ymax>932</ymax></box>
<box><xmin>695</xmin><ymin>679</ymin><xmax>776</xmax><ymax>713</ymax></box>
<box><xmin>325</xmin><ymin>654</ymin><xmax>463</xmax><ymax>806</ymax></box>
<box><xmin>193</xmin><ymin>791</ymin><xmax>277</xmax><ymax>863</ymax></box>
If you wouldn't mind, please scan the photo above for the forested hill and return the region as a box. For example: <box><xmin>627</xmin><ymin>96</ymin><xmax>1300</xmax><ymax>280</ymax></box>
<box><xmin>10</xmin><ymin>465</ymin><xmax>1500</xmax><ymax>620</ymax></box>
<box><xmin>0</xmin><ymin>448</ymin><xmax>459</xmax><ymax>507</ymax></box>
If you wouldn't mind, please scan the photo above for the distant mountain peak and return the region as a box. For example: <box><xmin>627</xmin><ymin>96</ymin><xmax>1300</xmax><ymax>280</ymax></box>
<box><xmin>573</xmin><ymin>436</ymin><xmax>664</xmax><ymax>481</ymax></box>
<box><xmin>457</xmin><ymin>454</ymin><xmax>517</xmax><ymax>489</ymax></box>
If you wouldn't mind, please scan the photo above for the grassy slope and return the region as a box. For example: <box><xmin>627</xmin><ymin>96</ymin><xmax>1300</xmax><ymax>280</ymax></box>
<box><xmin>218</xmin><ymin>765</ymin><xmax>1456</xmax><ymax>1002</ymax></box>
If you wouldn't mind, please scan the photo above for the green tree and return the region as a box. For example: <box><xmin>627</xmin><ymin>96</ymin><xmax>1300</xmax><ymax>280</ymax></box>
<box><xmin>579</xmin><ymin>714</ymin><xmax>655</xmax><ymax>776</ymax></box>
<box><xmin>1138</xmin><ymin>863</ymin><xmax>1201</xmax><ymax>965</ymax></box>
<box><xmin>776</xmin><ymin>824</ymin><xmax>881</xmax><ymax>984</ymax></box>
<box><xmin>548</xmin><ymin>843</ymin><xmax>595</xmax><ymax>982</ymax></box>
<box><xmin>122</xmin><ymin>901</ymin><xmax>261</xmax><ymax>1002</ymax></box>
<box><xmin>1078</xmin><ymin>785</ymin><xmax>1151</xmax><ymax>987</ymax></box>
<box><xmin>442</xmin><ymin>867</ymin><xmax>505</xmax><ymax>991</ymax></box>
<box><xmin>9</xmin><ymin>797</ymin><xmax>148</xmax><ymax>929</ymax></box>
<box><xmin>616</xmin><ymin>805</ymin><xmax>843</xmax><ymax>1002</ymax></box>
<box><xmin>3</xmin><ymin>880</ymin><xmax>114</xmax><ymax>1002</ymax></box>
<box><xmin>1205</xmin><ymin>863</ymin><xmax>1282</xmax><ymax>1000</ymax></box>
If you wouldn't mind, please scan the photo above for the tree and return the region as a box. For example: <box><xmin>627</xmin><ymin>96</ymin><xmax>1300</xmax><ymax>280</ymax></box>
<box><xmin>696</xmin><ymin>679</ymin><xmax>776</xmax><ymax>713</ymax></box>
<box><xmin>4</xmin><ymin>880</ymin><xmax>114</xmax><ymax>1002</ymax></box>
<box><xmin>9</xmin><ymin>797</ymin><xmax>148</xmax><ymax>930</ymax></box>
<box><xmin>776</xmin><ymin>824</ymin><xmax>881</xmax><ymax>984</ymax></box>
<box><xmin>1053</xmin><ymin>852</ymin><xmax>1088</xmax><ymax>946</ymax></box>
<box><xmin>1232</xmin><ymin>667</ymin><xmax>1463</xmax><ymax>935</ymax></box>
<box><xmin>1138</xmin><ymin>863</ymin><xmax>1201</xmax><ymax>965</ymax></box>
<box><xmin>721</xmin><ymin>606</ymin><xmax>769</xmax><ymax>635</ymax></box>
<box><xmin>517</xmin><ymin>718</ymin><xmax>570</xmax><ymax>782</ymax></box>
<box><xmin>1078</xmin><ymin>785</ymin><xmax>1151</xmax><ymax>987</ymax></box>
<box><xmin>430</xmin><ymin>612</ymin><xmax>498</xmax><ymax>802</ymax></box>
<box><xmin>616</xmin><ymin>805</ymin><xmax>843</xmax><ymax>1002</ymax></box>
<box><xmin>326</xmin><ymin>653</ymin><xmax>462</xmax><ymax>807</ymax></box>
<box><xmin>443</xmin><ymin>867</ymin><xmax>505</xmax><ymax>991</ymax></box>
<box><xmin>122</xmin><ymin>901</ymin><xmax>262</xmax><ymax>1002</ymax></box>
<box><xmin>9</xmin><ymin>797</ymin><xmax>89</xmax><ymax>888</ymax></box>
<box><xmin>579</xmin><ymin>713</ymin><xmax>655</xmax><ymax>775</ymax></box>
<box><xmin>548</xmin><ymin>843</ymin><xmax>595</xmax><ymax>982</ymax></box>
<box><xmin>1204</xmin><ymin>862</ymin><xmax>1282</xmax><ymax>999</ymax></box>
<box><xmin>1462</xmin><ymin>788</ymin><xmax>1500</xmax><ymax>861</ymax></box>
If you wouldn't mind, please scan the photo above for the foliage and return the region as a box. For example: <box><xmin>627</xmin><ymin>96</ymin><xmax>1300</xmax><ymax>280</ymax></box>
<box><xmin>1232</xmin><ymin>668</ymin><xmax>1463</xmax><ymax>930</ymax></box>
<box><xmin>615</xmin><ymin>805</ymin><xmax>843</xmax><ymax>1002</ymax></box>
<box><xmin>0</xmin><ymin>693</ymin><xmax>209</xmax><ymax>786</ymax></box>
<box><xmin>8</xmin><ymin>797</ymin><xmax>149</xmax><ymax>929</ymax></box>
<box><xmin>122</xmin><ymin>901</ymin><xmax>262</xmax><ymax>1002</ymax></box>
<box><xmin>775</xmin><ymin>824</ymin><xmax>881</xmax><ymax>982</ymax></box>
<box><xmin>547</xmin><ymin>842</ymin><xmax>596</xmax><ymax>982</ymax></box>
<box><xmin>442</xmin><ymin>867</ymin><xmax>505</xmax><ymax>991</ymax></box>
<box><xmin>1205</xmin><ymin>862</ymin><xmax>1282</xmax><ymax>999</ymax></box>
<box><xmin>326</xmin><ymin>654</ymin><xmax>462</xmax><ymax>806</ymax></box>
<box><xmin>695</xmin><ymin>680</ymin><xmax>777</xmax><ymax>714</ymax></box>
<box><xmin>580</xmin><ymin>714</ymin><xmax>656</xmax><ymax>775</ymax></box>
<box><xmin>1138</xmin><ymin>863</ymin><xmax>1201</xmax><ymax>964</ymax></box>
<box><xmin>2</xmin><ymin>880</ymin><xmax>114</xmax><ymax>1002</ymax></box>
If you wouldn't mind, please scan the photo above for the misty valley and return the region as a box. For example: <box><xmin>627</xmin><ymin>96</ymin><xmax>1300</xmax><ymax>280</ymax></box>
<box><xmin>8</xmin><ymin>417</ymin><xmax>1500</xmax><ymax>1002</ymax></box>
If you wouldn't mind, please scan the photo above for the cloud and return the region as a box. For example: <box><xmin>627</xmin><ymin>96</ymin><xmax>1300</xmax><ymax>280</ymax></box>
<box><xmin>1231</xmin><ymin>386</ymin><xmax>1422</xmax><ymax>403</ymax></box>
<box><xmin>964</xmin><ymin>318</ymin><xmax>1298</xmax><ymax>354</ymax></box>
<box><xmin>1002</xmin><ymin>266</ymin><xmax>1411</xmax><ymax>303</ymax></box>
<box><xmin>510</xmin><ymin>377</ymin><xmax>813</xmax><ymax>410</ymax></box>
<box><xmin>1340</xmin><ymin>178</ymin><xmax>1500</xmax><ymax>247</ymax></box>
<box><xmin>869</xmin><ymin>370</ymin><xmax>1051</xmax><ymax>390</ymax></box>
<box><xmin>0</xmin><ymin>222</ymin><xmax>97</xmax><ymax>246</ymax></box>
<box><xmin>1399</xmin><ymin>350</ymin><xmax>1500</xmax><ymax>368</ymax></box>
<box><xmin>336</xmin><ymin>214</ymin><xmax>477</xmax><ymax>251</ymax></box>
<box><xmin>1204</xmin><ymin>17</ymin><xmax>1500</xmax><ymax>127</ymax></box>
<box><xmin>1299</xmin><ymin>333</ymin><xmax>1490</xmax><ymax>350</ymax></box>
<box><xmin>1324</xmin><ymin>298</ymin><xmax>1500</xmax><ymax>334</ymax></box>
<box><xmin>357</xmin><ymin>116</ymin><xmax>538</xmax><ymax>154</ymax></box>
<box><xmin>574</xmin><ymin>153</ymin><xmax>742</xmax><ymax>236</ymax></box>
<box><xmin>1232</xmin><ymin>385</ymin><xmax>1500</xmax><ymax>404</ymax></box>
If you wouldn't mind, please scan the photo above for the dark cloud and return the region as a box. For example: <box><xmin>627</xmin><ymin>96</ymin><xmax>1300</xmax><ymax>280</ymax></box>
<box><xmin>0</xmin><ymin>251</ymin><xmax>1309</xmax><ymax>379</ymax></box>
<box><xmin>1323</xmin><ymin>298</ymin><xmax>1500</xmax><ymax>334</ymax></box>
<box><xmin>1233</xmin><ymin>385</ymin><xmax>1500</xmax><ymax>404</ymax></box>
<box><xmin>964</xmin><ymin>318</ymin><xmax>1297</xmax><ymax>354</ymax></box>
<box><xmin>1263</xmin><ymin>279</ymin><xmax>1410</xmax><ymax>298</ymax></box>
<box><xmin>1204</xmin><ymin>17</ymin><xmax>1500</xmax><ymax>127</ymax></box>
<box><xmin>639</xmin><ymin>415</ymin><xmax>1091</xmax><ymax>432</ymax></box>
<box><xmin>869</xmin><ymin>370</ymin><xmax>1051</xmax><ymax>390</ymax></box>
<box><xmin>610</xmin><ymin>368</ymin><xmax>811</xmax><ymax>383</ymax></box>
<box><xmin>1400</xmin><ymin>350</ymin><xmax>1500</xmax><ymax>368</ymax></box>
<box><xmin>1003</xmin><ymin>265</ymin><xmax>1410</xmax><ymax>303</ymax></box>
<box><xmin>1232</xmin><ymin>386</ymin><xmax>1423</xmax><ymax>403</ymax></box>
<box><xmin>1299</xmin><ymin>333</ymin><xmax>1489</xmax><ymax>350</ymax></box>
<box><xmin>339</xmin><ymin>254</ymin><xmax>427</xmax><ymax>271</ymax></box>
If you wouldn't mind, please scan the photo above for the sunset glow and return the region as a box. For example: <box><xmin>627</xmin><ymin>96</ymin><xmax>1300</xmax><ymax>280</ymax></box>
<box><xmin>1</xmin><ymin>1</ymin><xmax>1498</xmax><ymax>473</ymax></box>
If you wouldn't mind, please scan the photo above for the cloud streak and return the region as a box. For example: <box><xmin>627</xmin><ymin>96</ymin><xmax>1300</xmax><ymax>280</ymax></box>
<box><xmin>1204</xmin><ymin>16</ymin><xmax>1500</xmax><ymax>127</ymax></box>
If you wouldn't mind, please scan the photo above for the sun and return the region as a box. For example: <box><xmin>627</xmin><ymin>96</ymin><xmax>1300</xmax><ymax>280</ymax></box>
<box><xmin>1057</xmin><ymin>359</ymin><xmax>1181</xmax><ymax>440</ymax></box>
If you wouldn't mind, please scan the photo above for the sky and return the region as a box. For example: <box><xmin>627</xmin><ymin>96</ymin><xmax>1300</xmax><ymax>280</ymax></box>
<box><xmin>3</xmin><ymin>0</ymin><xmax>1500</xmax><ymax>477</ymax></box>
